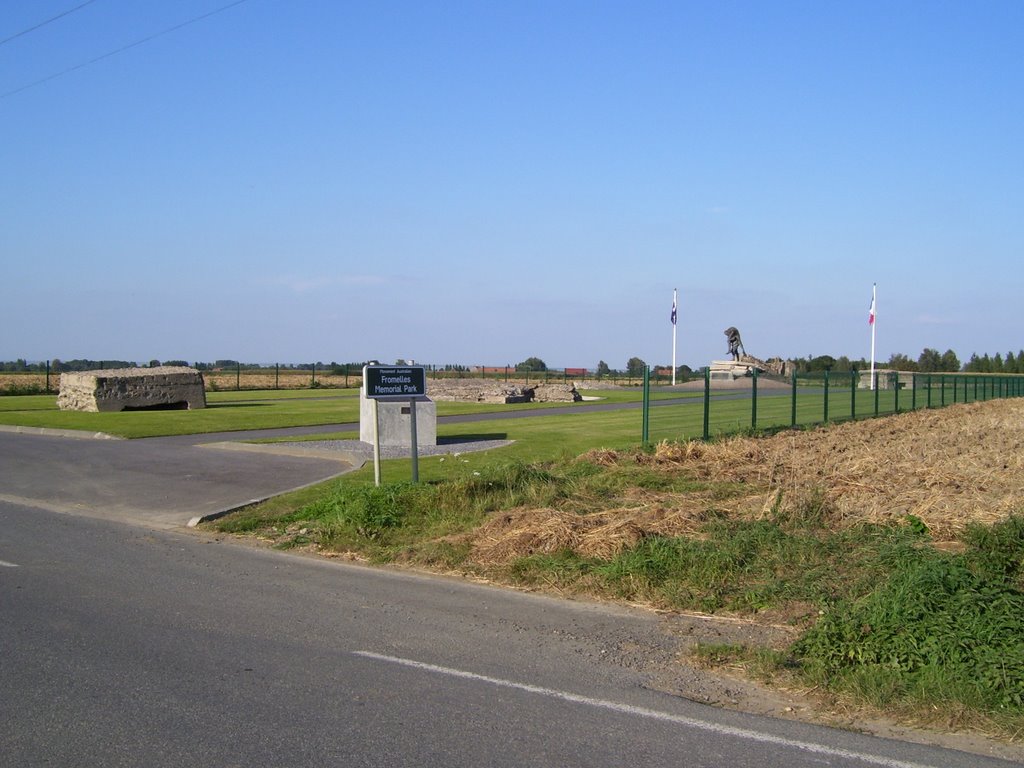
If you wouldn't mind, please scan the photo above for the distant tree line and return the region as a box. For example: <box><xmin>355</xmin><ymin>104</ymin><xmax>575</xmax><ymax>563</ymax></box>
<box><xmin>49</xmin><ymin>359</ymin><xmax>139</xmax><ymax>372</ymax></box>
<box><xmin>777</xmin><ymin>349</ymin><xmax>1021</xmax><ymax>374</ymax></box>
<box><xmin>3</xmin><ymin>349</ymin><xmax>1023</xmax><ymax>376</ymax></box>
<box><xmin>962</xmin><ymin>351</ymin><xmax>1024</xmax><ymax>374</ymax></box>
<box><xmin>785</xmin><ymin>349</ymin><xmax>963</xmax><ymax>374</ymax></box>
<box><xmin>0</xmin><ymin>359</ymin><xmax>371</xmax><ymax>373</ymax></box>
<box><xmin>1</xmin><ymin>359</ymin><xmax>48</xmax><ymax>372</ymax></box>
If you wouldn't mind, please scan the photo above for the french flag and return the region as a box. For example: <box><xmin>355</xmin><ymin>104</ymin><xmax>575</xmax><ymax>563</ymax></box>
<box><xmin>868</xmin><ymin>284</ymin><xmax>876</xmax><ymax>325</ymax></box>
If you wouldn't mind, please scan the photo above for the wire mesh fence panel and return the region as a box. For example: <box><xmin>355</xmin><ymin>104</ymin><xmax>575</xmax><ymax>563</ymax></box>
<box><xmin>643</xmin><ymin>369</ymin><xmax>1024</xmax><ymax>446</ymax></box>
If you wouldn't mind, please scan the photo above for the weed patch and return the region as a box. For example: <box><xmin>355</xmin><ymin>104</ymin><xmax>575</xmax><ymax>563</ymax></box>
<box><xmin>793</xmin><ymin>516</ymin><xmax>1024</xmax><ymax>714</ymax></box>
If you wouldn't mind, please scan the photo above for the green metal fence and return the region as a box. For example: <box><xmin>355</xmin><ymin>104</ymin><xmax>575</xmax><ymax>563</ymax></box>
<box><xmin>642</xmin><ymin>369</ymin><xmax>1024</xmax><ymax>445</ymax></box>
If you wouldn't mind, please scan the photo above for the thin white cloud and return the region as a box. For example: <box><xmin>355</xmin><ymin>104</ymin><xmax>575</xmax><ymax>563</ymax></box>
<box><xmin>914</xmin><ymin>314</ymin><xmax>955</xmax><ymax>325</ymax></box>
<box><xmin>262</xmin><ymin>274</ymin><xmax>391</xmax><ymax>293</ymax></box>
<box><xmin>341</xmin><ymin>274</ymin><xmax>390</xmax><ymax>286</ymax></box>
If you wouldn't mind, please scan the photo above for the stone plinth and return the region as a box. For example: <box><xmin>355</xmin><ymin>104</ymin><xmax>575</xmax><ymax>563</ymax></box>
<box><xmin>360</xmin><ymin>392</ymin><xmax>437</xmax><ymax>447</ymax></box>
<box><xmin>57</xmin><ymin>367</ymin><xmax>206</xmax><ymax>412</ymax></box>
<box><xmin>709</xmin><ymin>360</ymin><xmax>758</xmax><ymax>381</ymax></box>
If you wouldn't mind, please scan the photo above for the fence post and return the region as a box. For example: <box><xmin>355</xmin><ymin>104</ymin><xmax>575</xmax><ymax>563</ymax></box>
<box><xmin>751</xmin><ymin>367</ymin><xmax>758</xmax><ymax>430</ymax></box>
<box><xmin>823</xmin><ymin>370</ymin><xmax>829</xmax><ymax>423</ymax></box>
<box><xmin>275</xmin><ymin>363</ymin><xmax>279</xmax><ymax>390</ymax></box>
<box><xmin>791</xmin><ymin>368</ymin><xmax>798</xmax><ymax>427</ymax></box>
<box><xmin>874</xmin><ymin>374</ymin><xmax>880</xmax><ymax>416</ymax></box>
<box><xmin>45</xmin><ymin>360</ymin><xmax>51</xmax><ymax>393</ymax></box>
<box><xmin>703</xmin><ymin>367</ymin><xmax>711</xmax><ymax>440</ymax></box>
<box><xmin>236</xmin><ymin>362</ymin><xmax>240</xmax><ymax>391</ymax></box>
<box><xmin>912</xmin><ymin>373</ymin><xmax>917</xmax><ymax>410</ymax></box>
<box><xmin>940</xmin><ymin>375</ymin><xmax>946</xmax><ymax>406</ymax></box>
<box><xmin>851</xmin><ymin>370</ymin><xmax>857</xmax><ymax>420</ymax></box>
<box><xmin>312</xmin><ymin>362</ymin><xmax>316</xmax><ymax>388</ymax></box>
<box><xmin>641</xmin><ymin>366</ymin><xmax>650</xmax><ymax>445</ymax></box>
<box><xmin>893</xmin><ymin>372</ymin><xmax>899</xmax><ymax>413</ymax></box>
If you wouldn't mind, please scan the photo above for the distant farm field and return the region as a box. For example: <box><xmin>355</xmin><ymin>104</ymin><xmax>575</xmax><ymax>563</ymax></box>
<box><xmin>0</xmin><ymin>373</ymin><xmax>50</xmax><ymax>393</ymax></box>
<box><xmin>0</xmin><ymin>371</ymin><xmax>362</xmax><ymax>394</ymax></box>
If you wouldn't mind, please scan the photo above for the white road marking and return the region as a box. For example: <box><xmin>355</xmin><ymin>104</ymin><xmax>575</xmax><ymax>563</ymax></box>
<box><xmin>354</xmin><ymin>651</ymin><xmax>939</xmax><ymax>768</ymax></box>
<box><xmin>0</xmin><ymin>559</ymin><xmax>18</xmax><ymax>567</ymax></box>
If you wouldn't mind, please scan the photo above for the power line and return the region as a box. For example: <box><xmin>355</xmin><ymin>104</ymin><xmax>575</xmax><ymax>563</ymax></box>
<box><xmin>1</xmin><ymin>0</ymin><xmax>253</xmax><ymax>100</ymax></box>
<box><xmin>0</xmin><ymin>0</ymin><xmax>100</xmax><ymax>48</ymax></box>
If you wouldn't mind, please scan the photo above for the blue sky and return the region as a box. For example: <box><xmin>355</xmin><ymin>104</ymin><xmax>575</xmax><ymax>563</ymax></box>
<box><xmin>3</xmin><ymin>1</ymin><xmax>1022</xmax><ymax>370</ymax></box>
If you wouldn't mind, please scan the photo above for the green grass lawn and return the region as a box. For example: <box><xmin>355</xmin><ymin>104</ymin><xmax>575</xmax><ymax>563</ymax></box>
<box><xmin>0</xmin><ymin>388</ymin><xmax>631</xmax><ymax>438</ymax></box>
<box><xmin>0</xmin><ymin>383</ymin><xmax>963</xmax><ymax>443</ymax></box>
<box><xmin>0</xmin><ymin>390</ymin><xmax>360</xmax><ymax>437</ymax></box>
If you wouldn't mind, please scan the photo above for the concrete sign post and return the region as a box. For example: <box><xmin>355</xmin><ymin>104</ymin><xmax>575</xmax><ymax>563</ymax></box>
<box><xmin>362</xmin><ymin>365</ymin><xmax>429</xmax><ymax>486</ymax></box>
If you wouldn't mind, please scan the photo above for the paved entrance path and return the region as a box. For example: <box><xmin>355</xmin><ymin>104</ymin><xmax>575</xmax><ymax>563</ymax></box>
<box><xmin>0</xmin><ymin>429</ymin><xmax>354</xmax><ymax>529</ymax></box>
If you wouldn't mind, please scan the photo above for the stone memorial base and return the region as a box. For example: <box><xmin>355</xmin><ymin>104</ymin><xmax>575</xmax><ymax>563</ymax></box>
<box><xmin>708</xmin><ymin>360</ymin><xmax>759</xmax><ymax>381</ymax></box>
<box><xmin>360</xmin><ymin>392</ymin><xmax>437</xmax><ymax>447</ymax></box>
<box><xmin>57</xmin><ymin>367</ymin><xmax>206</xmax><ymax>412</ymax></box>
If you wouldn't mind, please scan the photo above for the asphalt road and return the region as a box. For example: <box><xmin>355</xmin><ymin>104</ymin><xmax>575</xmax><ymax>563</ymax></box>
<box><xmin>2</xmin><ymin>500</ymin><xmax>1017</xmax><ymax>768</ymax></box>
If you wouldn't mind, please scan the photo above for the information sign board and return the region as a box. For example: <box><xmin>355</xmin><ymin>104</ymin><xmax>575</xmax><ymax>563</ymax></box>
<box><xmin>363</xmin><ymin>365</ymin><xmax>427</xmax><ymax>399</ymax></box>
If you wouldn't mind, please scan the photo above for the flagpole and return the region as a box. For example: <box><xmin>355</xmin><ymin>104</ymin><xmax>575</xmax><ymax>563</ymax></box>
<box><xmin>671</xmin><ymin>288</ymin><xmax>678</xmax><ymax>386</ymax></box>
<box><xmin>869</xmin><ymin>283</ymin><xmax>877</xmax><ymax>390</ymax></box>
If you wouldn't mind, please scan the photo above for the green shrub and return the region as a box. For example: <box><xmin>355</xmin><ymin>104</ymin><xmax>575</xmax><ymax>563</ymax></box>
<box><xmin>1</xmin><ymin>383</ymin><xmax>47</xmax><ymax>396</ymax></box>
<box><xmin>962</xmin><ymin>515</ymin><xmax>1024</xmax><ymax>586</ymax></box>
<box><xmin>315</xmin><ymin>482</ymin><xmax>421</xmax><ymax>539</ymax></box>
<box><xmin>794</xmin><ymin>518</ymin><xmax>1024</xmax><ymax>711</ymax></box>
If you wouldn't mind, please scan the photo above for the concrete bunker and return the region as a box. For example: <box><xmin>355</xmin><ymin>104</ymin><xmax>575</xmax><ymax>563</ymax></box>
<box><xmin>57</xmin><ymin>367</ymin><xmax>206</xmax><ymax>413</ymax></box>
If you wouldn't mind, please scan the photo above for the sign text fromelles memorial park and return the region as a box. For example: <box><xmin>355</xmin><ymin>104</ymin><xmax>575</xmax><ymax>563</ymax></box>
<box><xmin>362</xmin><ymin>366</ymin><xmax>427</xmax><ymax>399</ymax></box>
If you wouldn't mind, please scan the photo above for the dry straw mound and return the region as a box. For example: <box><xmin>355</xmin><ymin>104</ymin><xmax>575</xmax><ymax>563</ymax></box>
<box><xmin>471</xmin><ymin>502</ymin><xmax>711</xmax><ymax>564</ymax></box>
<box><xmin>465</xmin><ymin>400</ymin><xmax>1024</xmax><ymax>564</ymax></box>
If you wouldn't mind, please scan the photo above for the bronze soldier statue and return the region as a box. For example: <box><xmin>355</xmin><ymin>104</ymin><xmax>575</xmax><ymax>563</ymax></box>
<box><xmin>724</xmin><ymin>327</ymin><xmax>746</xmax><ymax>361</ymax></box>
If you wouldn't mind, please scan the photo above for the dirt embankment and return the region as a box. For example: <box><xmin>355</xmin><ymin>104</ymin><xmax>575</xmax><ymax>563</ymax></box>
<box><xmin>463</xmin><ymin>399</ymin><xmax>1024</xmax><ymax>566</ymax></box>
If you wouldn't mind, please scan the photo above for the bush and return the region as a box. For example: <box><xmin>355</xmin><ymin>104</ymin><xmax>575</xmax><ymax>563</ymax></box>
<box><xmin>794</xmin><ymin>516</ymin><xmax>1024</xmax><ymax>711</ymax></box>
<box><xmin>315</xmin><ymin>483</ymin><xmax>420</xmax><ymax>539</ymax></box>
